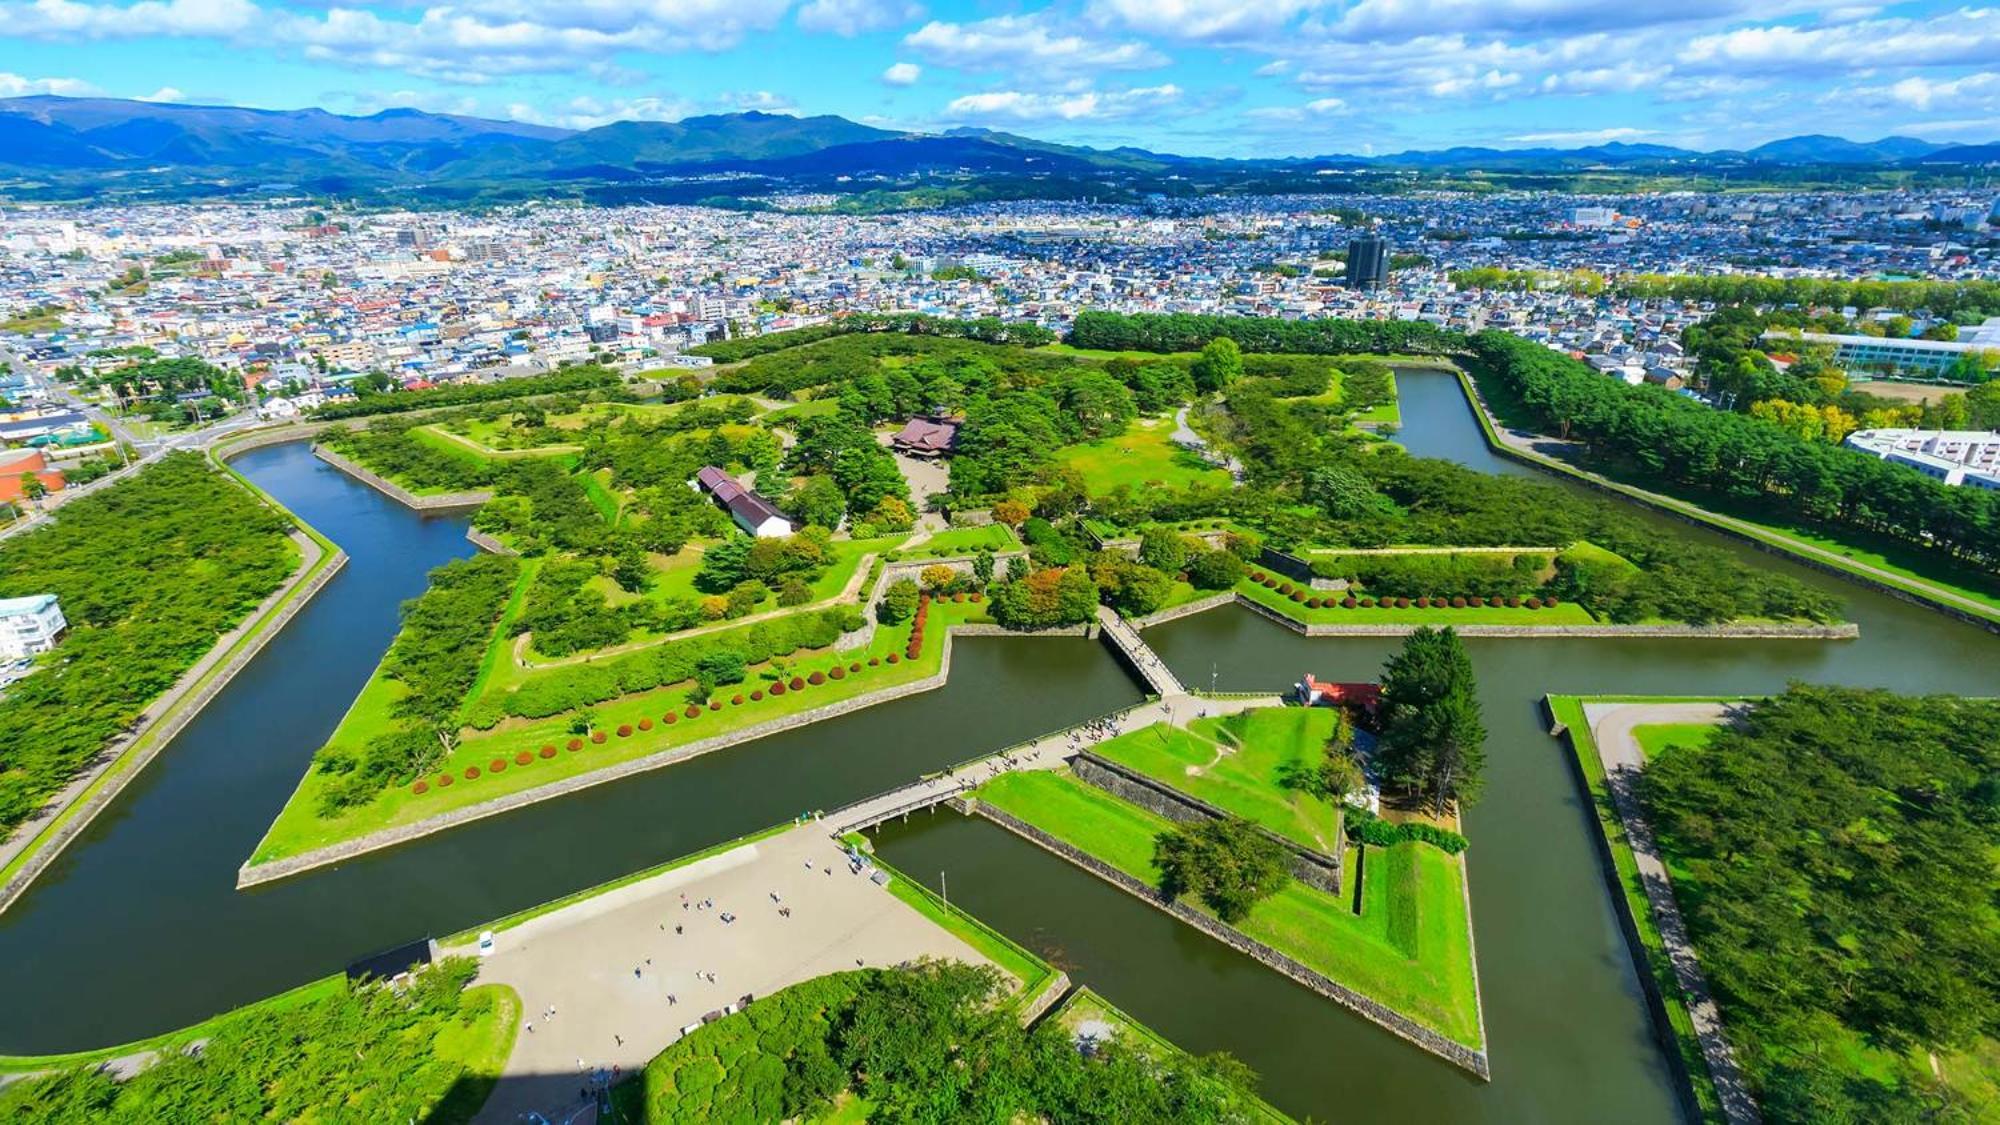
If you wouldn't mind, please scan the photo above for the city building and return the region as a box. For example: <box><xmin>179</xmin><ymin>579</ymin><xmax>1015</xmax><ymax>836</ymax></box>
<box><xmin>0</xmin><ymin>594</ymin><xmax>67</xmax><ymax>660</ymax></box>
<box><xmin>0</xmin><ymin>448</ymin><xmax>65</xmax><ymax>504</ymax></box>
<box><xmin>1843</xmin><ymin>428</ymin><xmax>2000</xmax><ymax>489</ymax></box>
<box><xmin>1345</xmin><ymin>235</ymin><xmax>1389</xmax><ymax>291</ymax></box>
<box><xmin>690</xmin><ymin>466</ymin><xmax>794</xmax><ymax>538</ymax></box>
<box><xmin>890</xmin><ymin>416</ymin><xmax>959</xmax><ymax>458</ymax></box>
<box><xmin>1764</xmin><ymin>331</ymin><xmax>1993</xmax><ymax>377</ymax></box>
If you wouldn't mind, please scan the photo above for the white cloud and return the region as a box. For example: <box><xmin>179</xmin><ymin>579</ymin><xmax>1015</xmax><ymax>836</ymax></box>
<box><xmin>944</xmin><ymin>83</ymin><xmax>1182</xmax><ymax>123</ymax></box>
<box><xmin>137</xmin><ymin>85</ymin><xmax>185</xmax><ymax>101</ymax></box>
<box><xmin>1681</xmin><ymin>9</ymin><xmax>2000</xmax><ymax>73</ymax></box>
<box><xmin>507</xmin><ymin>94</ymin><xmax>698</xmax><ymax>130</ymax></box>
<box><xmin>1088</xmin><ymin>0</ymin><xmax>1321</xmax><ymax>42</ymax></box>
<box><xmin>1244</xmin><ymin>96</ymin><xmax>1348</xmax><ymax>122</ymax></box>
<box><xmin>6</xmin><ymin>0</ymin><xmax>258</xmax><ymax>39</ymax></box>
<box><xmin>903</xmin><ymin>14</ymin><xmax>1166</xmax><ymax>78</ymax></box>
<box><xmin>717</xmin><ymin>89</ymin><xmax>796</xmax><ymax>113</ymax></box>
<box><xmin>0</xmin><ymin>71</ymin><xmax>99</xmax><ymax>96</ymax></box>
<box><xmin>881</xmin><ymin>61</ymin><xmax>921</xmax><ymax>86</ymax></box>
<box><xmin>1507</xmin><ymin>126</ymin><xmax>1655</xmax><ymax>143</ymax></box>
<box><xmin>796</xmin><ymin>0</ymin><xmax>921</xmax><ymax>36</ymax></box>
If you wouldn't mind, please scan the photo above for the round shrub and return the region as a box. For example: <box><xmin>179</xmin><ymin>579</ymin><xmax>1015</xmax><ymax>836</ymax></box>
<box><xmin>1413</xmin><ymin>596</ymin><xmax>1429</xmax><ymax>608</ymax></box>
<box><xmin>1469</xmin><ymin>595</ymin><xmax>1485</xmax><ymax>607</ymax></box>
<box><xmin>1526</xmin><ymin>597</ymin><xmax>1543</xmax><ymax>609</ymax></box>
<box><xmin>437</xmin><ymin>772</ymin><xmax>454</xmax><ymax>787</ymax></box>
<box><xmin>770</xmin><ymin>681</ymin><xmax>787</xmax><ymax>696</ymax></box>
<box><xmin>412</xmin><ymin>780</ymin><xmax>429</xmax><ymax>795</ymax></box>
<box><xmin>1250</xmin><ymin>570</ymin><xmax>1266</xmax><ymax>582</ymax></box>
<box><xmin>709</xmin><ymin>701</ymin><xmax>722</xmax><ymax>711</ymax></box>
<box><xmin>969</xmin><ymin>592</ymin><xmax>983</xmax><ymax>603</ymax></box>
<box><xmin>1396</xmin><ymin>597</ymin><xmax>1411</xmax><ymax>609</ymax></box>
<box><xmin>952</xmin><ymin>592</ymin><xmax>966</xmax><ymax>603</ymax></box>
<box><xmin>1452</xmin><ymin>596</ymin><xmax>1467</xmax><ymax>608</ymax></box>
<box><xmin>750</xmin><ymin>689</ymin><xmax>764</xmax><ymax>701</ymax></box>
<box><xmin>886</xmin><ymin>652</ymin><xmax>901</xmax><ymax>664</ymax></box>
<box><xmin>829</xmin><ymin>666</ymin><xmax>845</xmax><ymax>680</ymax></box>
<box><xmin>515</xmin><ymin>750</ymin><xmax>533</xmax><ymax>766</ymax></box>
<box><xmin>849</xmin><ymin>662</ymin><xmax>861</xmax><ymax>673</ymax></box>
<box><xmin>868</xmin><ymin>657</ymin><xmax>880</xmax><ymax>666</ymax></box>
<box><xmin>591</xmin><ymin>730</ymin><xmax>607</xmax><ymax>744</ymax></box>
<box><xmin>1261</xmin><ymin>576</ymin><xmax>1277</xmax><ymax>588</ymax></box>
<box><xmin>731</xmin><ymin>694</ymin><xmax>744</xmax><ymax>705</ymax></box>
<box><xmin>663</xmin><ymin>712</ymin><xmax>678</xmax><ymax>724</ymax></box>
<box><xmin>906</xmin><ymin>644</ymin><xmax>921</xmax><ymax>659</ymax></box>
<box><xmin>539</xmin><ymin>746</ymin><xmax>557</xmax><ymax>759</ymax></box>
<box><xmin>808</xmin><ymin>671</ymin><xmax>826</xmax><ymax>685</ymax></box>
<box><xmin>1545</xmin><ymin>595</ymin><xmax>1561</xmax><ymax>607</ymax></box>
<box><xmin>789</xmin><ymin>676</ymin><xmax>806</xmax><ymax>691</ymax></box>
<box><xmin>566</xmin><ymin>738</ymin><xmax>583</xmax><ymax>751</ymax></box>
<box><xmin>684</xmin><ymin>704</ymin><xmax>702</xmax><ymax>718</ymax></box>
<box><xmin>616</xmin><ymin>724</ymin><xmax>633</xmax><ymax>738</ymax></box>
<box><xmin>638</xmin><ymin>718</ymin><xmax>653</xmax><ymax>731</ymax></box>
<box><xmin>1342</xmin><ymin>596</ymin><xmax>1357</xmax><ymax>608</ymax></box>
<box><xmin>489</xmin><ymin>758</ymin><xmax>507</xmax><ymax>773</ymax></box>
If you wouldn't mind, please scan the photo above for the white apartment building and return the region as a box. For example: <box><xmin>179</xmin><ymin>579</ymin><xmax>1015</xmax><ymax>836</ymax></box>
<box><xmin>0</xmin><ymin>594</ymin><xmax>67</xmax><ymax>660</ymax></box>
<box><xmin>1843</xmin><ymin>429</ymin><xmax>2000</xmax><ymax>489</ymax></box>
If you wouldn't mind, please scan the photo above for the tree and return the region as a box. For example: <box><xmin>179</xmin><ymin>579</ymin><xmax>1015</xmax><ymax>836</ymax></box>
<box><xmin>971</xmin><ymin>548</ymin><xmax>995</xmax><ymax>588</ymax></box>
<box><xmin>991</xmin><ymin>498</ymin><xmax>1030</xmax><ymax>527</ymax></box>
<box><xmin>920</xmin><ymin>564</ymin><xmax>957</xmax><ymax>592</ymax></box>
<box><xmin>1138</xmin><ymin>528</ymin><xmax>1189</xmax><ymax>574</ymax></box>
<box><xmin>1190</xmin><ymin>337</ymin><xmax>1244</xmax><ymax>394</ymax></box>
<box><xmin>1375</xmin><ymin>627</ymin><xmax>1486</xmax><ymax>814</ymax></box>
<box><xmin>695</xmin><ymin>535</ymin><xmax>754</xmax><ymax>593</ymax></box>
<box><xmin>1185</xmin><ymin>548</ymin><xmax>1244</xmax><ymax>590</ymax></box>
<box><xmin>609</xmin><ymin>544</ymin><xmax>652</xmax><ymax>594</ymax></box>
<box><xmin>1154</xmin><ymin>817</ymin><xmax>1290</xmax><ymax>923</ymax></box>
<box><xmin>878</xmin><ymin>578</ymin><xmax>920</xmax><ymax>625</ymax></box>
<box><xmin>1304</xmin><ymin>463</ymin><xmax>1385</xmax><ymax>519</ymax></box>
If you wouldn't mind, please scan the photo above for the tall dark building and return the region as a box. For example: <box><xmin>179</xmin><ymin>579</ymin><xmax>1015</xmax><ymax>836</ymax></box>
<box><xmin>1345</xmin><ymin>234</ymin><xmax>1389</xmax><ymax>291</ymax></box>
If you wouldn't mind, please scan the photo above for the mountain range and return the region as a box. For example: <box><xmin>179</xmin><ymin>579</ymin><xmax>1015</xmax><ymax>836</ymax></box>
<box><xmin>0</xmin><ymin>95</ymin><xmax>1994</xmax><ymax>199</ymax></box>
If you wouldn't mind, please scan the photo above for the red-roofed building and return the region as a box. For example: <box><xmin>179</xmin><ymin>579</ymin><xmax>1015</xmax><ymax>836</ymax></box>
<box><xmin>1296</xmin><ymin>674</ymin><xmax>1382</xmax><ymax>723</ymax></box>
<box><xmin>0</xmin><ymin>449</ymin><xmax>66</xmax><ymax>505</ymax></box>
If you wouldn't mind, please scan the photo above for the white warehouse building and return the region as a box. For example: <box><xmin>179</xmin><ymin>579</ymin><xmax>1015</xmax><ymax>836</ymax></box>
<box><xmin>1842</xmin><ymin>429</ymin><xmax>2000</xmax><ymax>490</ymax></box>
<box><xmin>0</xmin><ymin>594</ymin><xmax>67</xmax><ymax>660</ymax></box>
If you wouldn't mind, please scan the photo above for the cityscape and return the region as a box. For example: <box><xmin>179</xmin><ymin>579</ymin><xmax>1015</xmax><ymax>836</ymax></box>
<box><xmin>0</xmin><ymin>4</ymin><xmax>1998</xmax><ymax>1124</ymax></box>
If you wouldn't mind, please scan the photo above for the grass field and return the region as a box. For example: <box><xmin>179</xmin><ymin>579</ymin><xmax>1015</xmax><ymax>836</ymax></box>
<box><xmin>907</xmin><ymin>524</ymin><xmax>1019</xmax><ymax>555</ymax></box>
<box><xmin>250</xmin><ymin>599</ymin><xmax>981</xmax><ymax>864</ymax></box>
<box><xmin>1090</xmin><ymin>708</ymin><xmax>1344</xmax><ymax>853</ymax></box>
<box><xmin>1235</xmin><ymin>574</ymin><xmax>1597</xmax><ymax>626</ymax></box>
<box><xmin>1054</xmin><ymin>415</ymin><xmax>1231</xmax><ymax>494</ymax></box>
<box><xmin>976</xmin><ymin>770</ymin><xmax>1482</xmax><ymax>1049</ymax></box>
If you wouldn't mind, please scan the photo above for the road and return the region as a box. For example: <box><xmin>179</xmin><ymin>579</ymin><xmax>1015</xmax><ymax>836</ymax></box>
<box><xmin>1583</xmin><ymin>701</ymin><xmax>1762</xmax><ymax>1125</ymax></box>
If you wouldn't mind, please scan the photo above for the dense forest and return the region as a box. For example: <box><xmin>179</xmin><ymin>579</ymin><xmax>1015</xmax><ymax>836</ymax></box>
<box><xmin>1643</xmin><ymin>686</ymin><xmax>2000</xmax><ymax>1122</ymax></box>
<box><xmin>1464</xmin><ymin>330</ymin><xmax>2000</xmax><ymax>575</ymax></box>
<box><xmin>636</xmin><ymin>962</ymin><xmax>1267</xmax><ymax>1123</ymax></box>
<box><xmin>0</xmin><ymin>454</ymin><xmax>297</xmax><ymax>832</ymax></box>
<box><xmin>1069</xmin><ymin>310</ymin><xmax>1454</xmax><ymax>357</ymax></box>
<box><xmin>688</xmin><ymin>312</ymin><xmax>1055</xmax><ymax>364</ymax></box>
<box><xmin>0</xmin><ymin>959</ymin><xmax>507</xmax><ymax>1122</ymax></box>
<box><xmin>311</xmin><ymin>366</ymin><xmax>624</xmax><ymax>420</ymax></box>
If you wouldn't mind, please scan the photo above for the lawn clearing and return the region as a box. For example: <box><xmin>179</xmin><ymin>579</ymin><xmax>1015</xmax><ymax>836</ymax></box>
<box><xmin>1091</xmin><ymin>707</ymin><xmax>1344</xmax><ymax>853</ymax></box>
<box><xmin>1055</xmin><ymin>416</ymin><xmax>1231</xmax><ymax>495</ymax></box>
<box><xmin>975</xmin><ymin>769</ymin><xmax>1482</xmax><ymax>1048</ymax></box>
<box><xmin>1236</xmin><ymin>575</ymin><xmax>1596</xmax><ymax>625</ymax></box>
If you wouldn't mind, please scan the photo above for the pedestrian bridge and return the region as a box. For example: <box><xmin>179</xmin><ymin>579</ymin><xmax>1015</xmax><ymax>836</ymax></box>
<box><xmin>1095</xmin><ymin>606</ymin><xmax>1188</xmax><ymax>696</ymax></box>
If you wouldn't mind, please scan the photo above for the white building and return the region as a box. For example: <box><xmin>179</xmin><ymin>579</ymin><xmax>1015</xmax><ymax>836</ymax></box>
<box><xmin>1843</xmin><ymin>429</ymin><xmax>2000</xmax><ymax>489</ymax></box>
<box><xmin>0</xmin><ymin>594</ymin><xmax>67</xmax><ymax>660</ymax></box>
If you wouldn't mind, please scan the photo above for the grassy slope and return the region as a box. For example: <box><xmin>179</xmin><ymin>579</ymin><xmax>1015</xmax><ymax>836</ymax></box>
<box><xmin>909</xmin><ymin>524</ymin><xmax>1019</xmax><ymax>555</ymax></box>
<box><xmin>977</xmin><ymin>770</ymin><xmax>1482</xmax><ymax>1049</ymax></box>
<box><xmin>1090</xmin><ymin>708</ymin><xmax>1344</xmax><ymax>853</ymax></box>
<box><xmin>1235</xmin><ymin>573</ymin><xmax>1597</xmax><ymax>625</ymax></box>
<box><xmin>250</xmin><ymin>600</ymin><xmax>980</xmax><ymax>863</ymax></box>
<box><xmin>1054</xmin><ymin>416</ymin><xmax>1231</xmax><ymax>494</ymax></box>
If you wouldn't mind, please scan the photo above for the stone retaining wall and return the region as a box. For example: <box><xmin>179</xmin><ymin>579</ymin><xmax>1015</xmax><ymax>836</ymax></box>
<box><xmin>969</xmin><ymin>802</ymin><xmax>1491</xmax><ymax>1080</ymax></box>
<box><xmin>238</xmin><ymin>621</ymin><xmax>1005</xmax><ymax>889</ymax></box>
<box><xmin>1232</xmin><ymin>592</ymin><xmax>1860</xmax><ymax>639</ymax></box>
<box><xmin>311</xmin><ymin>444</ymin><xmax>492</xmax><ymax>510</ymax></box>
<box><xmin>213</xmin><ymin>424</ymin><xmax>332</xmax><ymax>457</ymax></box>
<box><xmin>2</xmin><ymin>542</ymin><xmax>348</xmax><ymax>915</ymax></box>
<box><xmin>1128</xmin><ymin>591</ymin><xmax>1235</xmax><ymax>629</ymax></box>
<box><xmin>465</xmin><ymin>528</ymin><xmax>517</xmax><ymax>556</ymax></box>
<box><xmin>1017</xmin><ymin>971</ymin><xmax>1072</xmax><ymax>1025</ymax></box>
<box><xmin>1069</xmin><ymin>752</ymin><xmax>1341</xmax><ymax>893</ymax></box>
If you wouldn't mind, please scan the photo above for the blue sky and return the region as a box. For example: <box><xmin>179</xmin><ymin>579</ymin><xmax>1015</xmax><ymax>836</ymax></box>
<box><xmin>0</xmin><ymin>0</ymin><xmax>1995</xmax><ymax>156</ymax></box>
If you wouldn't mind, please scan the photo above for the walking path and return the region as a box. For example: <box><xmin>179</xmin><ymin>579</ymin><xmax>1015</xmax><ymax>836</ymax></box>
<box><xmin>1584</xmin><ymin>701</ymin><xmax>1761</xmax><ymax>1125</ymax></box>
<box><xmin>1095</xmin><ymin>605</ymin><xmax>1187</xmax><ymax>696</ymax></box>
<box><xmin>459</xmin><ymin>826</ymin><xmax>996</xmax><ymax>1125</ymax></box>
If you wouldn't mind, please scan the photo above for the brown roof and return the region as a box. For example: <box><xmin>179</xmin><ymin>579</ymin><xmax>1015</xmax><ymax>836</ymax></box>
<box><xmin>892</xmin><ymin>417</ymin><xmax>959</xmax><ymax>454</ymax></box>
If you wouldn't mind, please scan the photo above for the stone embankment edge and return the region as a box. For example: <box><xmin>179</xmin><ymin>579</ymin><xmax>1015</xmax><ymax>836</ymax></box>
<box><xmin>235</xmin><ymin>622</ymin><xmax>1054</xmax><ymax>889</ymax></box>
<box><xmin>310</xmin><ymin>444</ymin><xmax>492</xmax><ymax>510</ymax></box>
<box><xmin>964</xmin><ymin>800</ymin><xmax>1491</xmax><ymax>1080</ymax></box>
<box><xmin>1449</xmin><ymin>365</ymin><xmax>2000</xmax><ymax>635</ymax></box>
<box><xmin>1128</xmin><ymin>591</ymin><xmax>1237</xmax><ymax>629</ymax></box>
<box><xmin>0</xmin><ymin>455</ymin><xmax>348</xmax><ymax>916</ymax></box>
<box><xmin>1229</xmin><ymin>592</ymin><xmax>1859</xmax><ymax>639</ymax></box>
<box><xmin>1069</xmin><ymin>751</ymin><xmax>1342</xmax><ymax>893</ymax></box>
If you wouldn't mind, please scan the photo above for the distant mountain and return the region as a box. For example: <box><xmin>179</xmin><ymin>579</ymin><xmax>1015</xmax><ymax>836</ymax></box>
<box><xmin>1745</xmin><ymin>134</ymin><xmax>1946</xmax><ymax>164</ymax></box>
<box><xmin>0</xmin><ymin>95</ymin><xmax>1993</xmax><ymax>198</ymax></box>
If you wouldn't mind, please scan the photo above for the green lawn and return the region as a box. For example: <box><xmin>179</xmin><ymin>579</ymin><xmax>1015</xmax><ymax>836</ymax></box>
<box><xmin>975</xmin><ymin>770</ymin><xmax>1482</xmax><ymax>1049</ymax></box>
<box><xmin>1090</xmin><ymin>708</ymin><xmax>1344</xmax><ymax>853</ymax></box>
<box><xmin>1632</xmin><ymin>723</ymin><xmax>1717</xmax><ymax>761</ymax></box>
<box><xmin>1235</xmin><ymin>574</ymin><xmax>1597</xmax><ymax>626</ymax></box>
<box><xmin>906</xmin><ymin>524</ymin><xmax>1019</xmax><ymax>556</ymax></box>
<box><xmin>1054</xmin><ymin>416</ymin><xmax>1231</xmax><ymax>494</ymax></box>
<box><xmin>249</xmin><ymin>600</ymin><xmax>983</xmax><ymax>864</ymax></box>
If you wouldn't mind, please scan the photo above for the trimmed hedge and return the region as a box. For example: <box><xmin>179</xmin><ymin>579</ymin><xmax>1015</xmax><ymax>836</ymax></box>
<box><xmin>539</xmin><ymin>745</ymin><xmax>558</xmax><ymax>759</ymax></box>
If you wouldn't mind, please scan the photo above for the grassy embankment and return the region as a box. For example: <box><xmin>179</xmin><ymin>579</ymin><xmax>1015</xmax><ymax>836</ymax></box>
<box><xmin>250</xmin><ymin>598</ymin><xmax>985</xmax><ymax>864</ymax></box>
<box><xmin>1053</xmin><ymin>414</ymin><xmax>1232</xmax><ymax>494</ymax></box>
<box><xmin>1233</xmin><ymin>570</ymin><xmax>1597</xmax><ymax>626</ymax></box>
<box><xmin>1089</xmin><ymin>708</ymin><xmax>1344</xmax><ymax>853</ymax></box>
<box><xmin>1460</xmin><ymin>367</ymin><xmax>2000</xmax><ymax>628</ymax></box>
<box><xmin>975</xmin><ymin>768</ymin><xmax>1482</xmax><ymax>1049</ymax></box>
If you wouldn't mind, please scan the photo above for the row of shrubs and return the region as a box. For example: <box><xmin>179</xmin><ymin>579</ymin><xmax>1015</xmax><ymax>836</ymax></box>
<box><xmin>1346</xmin><ymin>810</ymin><xmax>1470</xmax><ymax>854</ymax></box>
<box><xmin>413</xmin><ymin>653</ymin><xmax>919</xmax><ymax>796</ymax></box>
<box><xmin>1247</xmin><ymin>572</ymin><xmax>1561</xmax><ymax>611</ymax></box>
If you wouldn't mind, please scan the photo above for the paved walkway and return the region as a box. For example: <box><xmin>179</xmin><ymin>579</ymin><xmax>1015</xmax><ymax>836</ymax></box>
<box><xmin>1585</xmin><ymin>702</ymin><xmax>1761</xmax><ymax>1125</ymax></box>
<box><xmin>1096</xmin><ymin>606</ymin><xmax>1188</xmax><ymax>696</ymax></box>
<box><xmin>460</xmin><ymin>826</ymin><xmax>997</xmax><ymax>1125</ymax></box>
